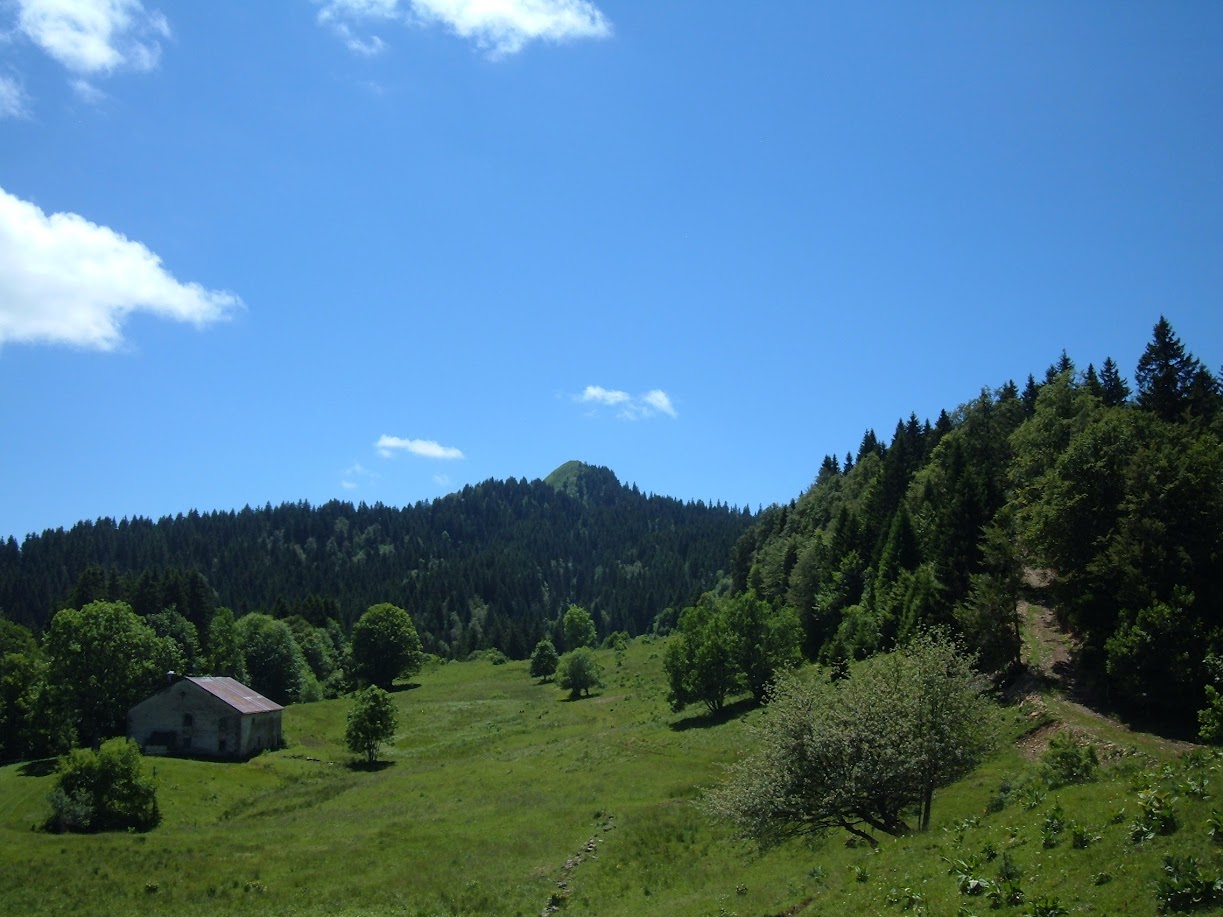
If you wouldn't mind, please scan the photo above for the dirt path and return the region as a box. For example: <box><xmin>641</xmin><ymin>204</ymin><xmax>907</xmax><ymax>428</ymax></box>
<box><xmin>1014</xmin><ymin>572</ymin><xmax>1194</xmax><ymax>757</ymax></box>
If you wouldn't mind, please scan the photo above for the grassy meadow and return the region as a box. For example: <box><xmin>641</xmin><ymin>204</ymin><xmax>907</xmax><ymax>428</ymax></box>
<box><xmin>3</xmin><ymin>638</ymin><xmax>1223</xmax><ymax>916</ymax></box>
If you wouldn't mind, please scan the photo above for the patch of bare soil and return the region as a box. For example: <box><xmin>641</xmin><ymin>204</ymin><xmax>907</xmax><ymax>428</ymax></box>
<box><xmin>1013</xmin><ymin>570</ymin><xmax>1194</xmax><ymax>755</ymax></box>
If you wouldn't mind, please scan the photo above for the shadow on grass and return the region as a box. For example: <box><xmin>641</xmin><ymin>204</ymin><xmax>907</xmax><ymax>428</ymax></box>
<box><xmin>670</xmin><ymin>697</ymin><xmax>757</xmax><ymax>732</ymax></box>
<box><xmin>18</xmin><ymin>759</ymin><xmax>57</xmax><ymax>777</ymax></box>
<box><xmin>388</xmin><ymin>682</ymin><xmax>421</xmax><ymax>694</ymax></box>
<box><xmin>346</xmin><ymin>759</ymin><xmax>396</xmax><ymax>773</ymax></box>
<box><xmin>559</xmin><ymin>691</ymin><xmax>601</xmax><ymax>702</ymax></box>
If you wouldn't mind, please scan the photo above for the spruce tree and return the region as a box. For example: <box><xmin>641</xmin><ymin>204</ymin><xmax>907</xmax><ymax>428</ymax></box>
<box><xmin>1099</xmin><ymin>356</ymin><xmax>1131</xmax><ymax>407</ymax></box>
<box><xmin>1136</xmin><ymin>316</ymin><xmax>1201</xmax><ymax>421</ymax></box>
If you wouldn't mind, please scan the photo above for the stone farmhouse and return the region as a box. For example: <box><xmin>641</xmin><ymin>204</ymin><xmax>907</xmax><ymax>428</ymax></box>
<box><xmin>128</xmin><ymin>675</ymin><xmax>283</xmax><ymax>759</ymax></box>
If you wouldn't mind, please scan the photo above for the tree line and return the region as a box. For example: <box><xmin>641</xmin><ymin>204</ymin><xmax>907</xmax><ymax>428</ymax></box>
<box><xmin>0</xmin><ymin>463</ymin><xmax>752</xmax><ymax>661</ymax></box>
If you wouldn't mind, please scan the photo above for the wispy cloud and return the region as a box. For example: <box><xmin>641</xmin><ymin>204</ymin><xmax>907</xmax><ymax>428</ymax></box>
<box><xmin>14</xmin><ymin>0</ymin><xmax>171</xmax><ymax>76</ymax></box>
<box><xmin>340</xmin><ymin>462</ymin><xmax>377</xmax><ymax>490</ymax></box>
<box><xmin>0</xmin><ymin>76</ymin><xmax>29</xmax><ymax>118</ymax></box>
<box><xmin>0</xmin><ymin>185</ymin><xmax>242</xmax><ymax>351</ymax></box>
<box><xmin>576</xmin><ymin>385</ymin><xmax>679</xmax><ymax>421</ymax></box>
<box><xmin>375</xmin><ymin>435</ymin><xmax>465</xmax><ymax>459</ymax></box>
<box><xmin>316</xmin><ymin>0</ymin><xmax>611</xmax><ymax>58</ymax></box>
<box><xmin>580</xmin><ymin>385</ymin><xmax>631</xmax><ymax>407</ymax></box>
<box><xmin>642</xmin><ymin>389</ymin><xmax>677</xmax><ymax>418</ymax></box>
<box><xmin>70</xmin><ymin>77</ymin><xmax>106</xmax><ymax>103</ymax></box>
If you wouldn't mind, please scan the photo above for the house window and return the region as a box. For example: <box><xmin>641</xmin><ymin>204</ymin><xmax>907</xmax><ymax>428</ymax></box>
<box><xmin>182</xmin><ymin>713</ymin><xmax>194</xmax><ymax>728</ymax></box>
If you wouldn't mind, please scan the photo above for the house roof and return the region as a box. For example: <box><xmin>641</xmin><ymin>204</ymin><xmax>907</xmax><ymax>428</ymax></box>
<box><xmin>186</xmin><ymin>676</ymin><xmax>283</xmax><ymax>714</ymax></box>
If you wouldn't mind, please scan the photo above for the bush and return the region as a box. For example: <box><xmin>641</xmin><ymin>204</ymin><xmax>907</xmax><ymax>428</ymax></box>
<box><xmin>1154</xmin><ymin>855</ymin><xmax>1223</xmax><ymax>913</ymax></box>
<box><xmin>46</xmin><ymin>738</ymin><xmax>160</xmax><ymax>833</ymax></box>
<box><xmin>1041</xmin><ymin>732</ymin><xmax>1099</xmax><ymax>787</ymax></box>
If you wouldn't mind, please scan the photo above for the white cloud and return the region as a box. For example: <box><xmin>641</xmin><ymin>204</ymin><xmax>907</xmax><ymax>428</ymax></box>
<box><xmin>0</xmin><ymin>76</ymin><xmax>30</xmax><ymax>118</ymax></box>
<box><xmin>317</xmin><ymin>0</ymin><xmax>610</xmax><ymax>57</ymax></box>
<box><xmin>432</xmin><ymin>472</ymin><xmax>450</xmax><ymax>487</ymax></box>
<box><xmin>340</xmin><ymin>461</ymin><xmax>378</xmax><ymax>490</ymax></box>
<box><xmin>0</xmin><ymin>185</ymin><xmax>242</xmax><ymax>351</ymax></box>
<box><xmin>70</xmin><ymin>77</ymin><xmax>106</xmax><ymax>103</ymax></box>
<box><xmin>15</xmin><ymin>0</ymin><xmax>171</xmax><ymax>75</ymax></box>
<box><xmin>330</xmin><ymin>21</ymin><xmax>387</xmax><ymax>56</ymax></box>
<box><xmin>643</xmin><ymin>389</ymin><xmax>677</xmax><ymax>418</ymax></box>
<box><xmin>575</xmin><ymin>385</ymin><xmax>679</xmax><ymax>421</ymax></box>
<box><xmin>375</xmin><ymin>435</ymin><xmax>465</xmax><ymax>459</ymax></box>
<box><xmin>411</xmin><ymin>0</ymin><xmax>610</xmax><ymax>56</ymax></box>
<box><xmin>579</xmin><ymin>385</ymin><xmax>630</xmax><ymax>407</ymax></box>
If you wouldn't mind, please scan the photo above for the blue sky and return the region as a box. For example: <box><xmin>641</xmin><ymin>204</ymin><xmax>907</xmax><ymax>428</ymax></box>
<box><xmin>1</xmin><ymin>2</ymin><xmax>1221</xmax><ymax>542</ymax></box>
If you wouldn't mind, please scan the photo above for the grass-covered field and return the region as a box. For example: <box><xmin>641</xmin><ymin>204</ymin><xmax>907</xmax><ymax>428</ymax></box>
<box><xmin>3</xmin><ymin>638</ymin><xmax>1222</xmax><ymax>916</ymax></box>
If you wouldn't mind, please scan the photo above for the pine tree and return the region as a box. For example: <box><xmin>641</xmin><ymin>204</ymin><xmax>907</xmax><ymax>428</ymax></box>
<box><xmin>1021</xmin><ymin>374</ymin><xmax>1040</xmax><ymax>416</ymax></box>
<box><xmin>1099</xmin><ymin>356</ymin><xmax>1131</xmax><ymax>407</ymax></box>
<box><xmin>1136</xmin><ymin>316</ymin><xmax>1204</xmax><ymax>422</ymax></box>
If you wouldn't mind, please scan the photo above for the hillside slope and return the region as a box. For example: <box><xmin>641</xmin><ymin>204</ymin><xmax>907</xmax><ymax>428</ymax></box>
<box><xmin>0</xmin><ymin>463</ymin><xmax>751</xmax><ymax>657</ymax></box>
<box><xmin>2</xmin><ymin>636</ymin><xmax>1219</xmax><ymax>916</ymax></box>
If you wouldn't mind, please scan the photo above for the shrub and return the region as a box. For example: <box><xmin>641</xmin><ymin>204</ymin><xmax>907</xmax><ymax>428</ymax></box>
<box><xmin>1041</xmin><ymin>732</ymin><xmax>1098</xmax><ymax>787</ymax></box>
<box><xmin>1154</xmin><ymin>855</ymin><xmax>1223</xmax><ymax>913</ymax></box>
<box><xmin>46</xmin><ymin>738</ymin><xmax>160</xmax><ymax>833</ymax></box>
<box><xmin>1132</xmin><ymin>788</ymin><xmax>1179</xmax><ymax>843</ymax></box>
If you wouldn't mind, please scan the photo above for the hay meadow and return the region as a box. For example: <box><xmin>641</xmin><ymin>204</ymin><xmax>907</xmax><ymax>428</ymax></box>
<box><xmin>3</xmin><ymin>638</ymin><xmax>1222</xmax><ymax>916</ymax></box>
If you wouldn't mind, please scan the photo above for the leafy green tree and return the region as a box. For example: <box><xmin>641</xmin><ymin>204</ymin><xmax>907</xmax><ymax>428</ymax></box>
<box><xmin>206</xmin><ymin>607</ymin><xmax>248</xmax><ymax>682</ymax></box>
<box><xmin>664</xmin><ymin>598</ymin><xmax>738</xmax><ymax>715</ymax></box>
<box><xmin>953</xmin><ymin>519</ymin><xmax>1022</xmax><ymax>673</ymax></box>
<box><xmin>351</xmin><ymin>603</ymin><xmax>424</xmax><ymax>690</ymax></box>
<box><xmin>556</xmin><ymin>646</ymin><xmax>602</xmax><ymax>699</ymax></box>
<box><xmin>44</xmin><ymin>601</ymin><xmax>180</xmax><ymax>746</ymax></box>
<box><xmin>723</xmin><ymin>592</ymin><xmax>802</xmax><ymax>703</ymax></box>
<box><xmin>345</xmin><ymin>686</ymin><xmax>398</xmax><ymax>764</ymax></box>
<box><xmin>237</xmin><ymin>612</ymin><xmax>308</xmax><ymax>705</ymax></box>
<box><xmin>46</xmin><ymin>737</ymin><xmax>160</xmax><ymax>833</ymax></box>
<box><xmin>705</xmin><ymin>634</ymin><xmax>992</xmax><ymax>847</ymax></box>
<box><xmin>145</xmin><ymin>608</ymin><xmax>201</xmax><ymax>674</ymax></box>
<box><xmin>0</xmin><ymin>617</ymin><xmax>38</xmax><ymax>659</ymax></box>
<box><xmin>1104</xmin><ymin>592</ymin><xmax>1200</xmax><ymax>716</ymax></box>
<box><xmin>0</xmin><ymin>650</ymin><xmax>68</xmax><ymax>760</ymax></box>
<box><xmin>1199</xmin><ymin>685</ymin><xmax>1223</xmax><ymax>745</ymax></box>
<box><xmin>529</xmin><ymin>637</ymin><xmax>559</xmax><ymax>682</ymax></box>
<box><xmin>562</xmin><ymin>604</ymin><xmax>598</xmax><ymax>650</ymax></box>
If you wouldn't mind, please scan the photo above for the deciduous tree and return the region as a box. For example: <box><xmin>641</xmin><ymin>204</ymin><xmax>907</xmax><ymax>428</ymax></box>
<box><xmin>351</xmin><ymin>603</ymin><xmax>424</xmax><ymax>690</ymax></box>
<box><xmin>556</xmin><ymin>646</ymin><xmax>602</xmax><ymax>699</ymax></box>
<box><xmin>44</xmin><ymin>601</ymin><xmax>179</xmax><ymax>746</ymax></box>
<box><xmin>705</xmin><ymin>633</ymin><xmax>992</xmax><ymax>847</ymax></box>
<box><xmin>529</xmin><ymin>637</ymin><xmax>559</xmax><ymax>682</ymax></box>
<box><xmin>562</xmin><ymin>604</ymin><xmax>598</xmax><ymax>650</ymax></box>
<box><xmin>345</xmin><ymin>686</ymin><xmax>398</xmax><ymax>765</ymax></box>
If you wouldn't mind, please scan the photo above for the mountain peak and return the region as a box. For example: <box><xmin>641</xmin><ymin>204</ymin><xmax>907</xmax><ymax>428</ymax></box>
<box><xmin>544</xmin><ymin>461</ymin><xmax>622</xmax><ymax>500</ymax></box>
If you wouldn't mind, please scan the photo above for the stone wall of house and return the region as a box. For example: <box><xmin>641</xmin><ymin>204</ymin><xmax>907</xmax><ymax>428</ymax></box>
<box><xmin>129</xmin><ymin>681</ymin><xmax>229</xmax><ymax>756</ymax></box>
<box><xmin>240</xmin><ymin>710</ymin><xmax>283</xmax><ymax>756</ymax></box>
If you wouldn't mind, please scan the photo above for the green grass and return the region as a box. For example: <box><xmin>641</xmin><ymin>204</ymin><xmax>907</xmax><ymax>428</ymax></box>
<box><xmin>3</xmin><ymin>641</ymin><xmax>1223</xmax><ymax>915</ymax></box>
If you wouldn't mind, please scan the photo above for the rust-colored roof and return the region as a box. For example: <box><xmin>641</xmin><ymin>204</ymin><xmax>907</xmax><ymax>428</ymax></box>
<box><xmin>186</xmin><ymin>677</ymin><xmax>283</xmax><ymax>714</ymax></box>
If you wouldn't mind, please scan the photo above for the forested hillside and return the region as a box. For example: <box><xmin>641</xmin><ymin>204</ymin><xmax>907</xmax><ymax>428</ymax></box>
<box><xmin>0</xmin><ymin>462</ymin><xmax>751</xmax><ymax>659</ymax></box>
<box><xmin>726</xmin><ymin>317</ymin><xmax>1223</xmax><ymax>732</ymax></box>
